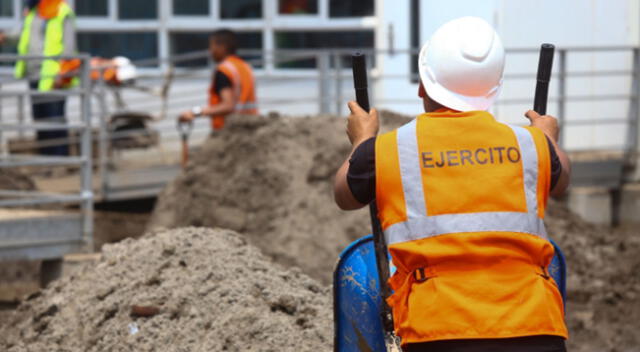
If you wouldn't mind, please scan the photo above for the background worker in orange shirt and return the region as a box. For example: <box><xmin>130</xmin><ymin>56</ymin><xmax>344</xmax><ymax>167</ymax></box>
<box><xmin>334</xmin><ymin>17</ymin><xmax>571</xmax><ymax>352</ymax></box>
<box><xmin>179</xmin><ymin>29</ymin><xmax>258</xmax><ymax>131</ymax></box>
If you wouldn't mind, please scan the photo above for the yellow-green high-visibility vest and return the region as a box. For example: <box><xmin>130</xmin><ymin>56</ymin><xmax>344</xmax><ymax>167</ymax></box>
<box><xmin>15</xmin><ymin>2</ymin><xmax>75</xmax><ymax>91</ymax></box>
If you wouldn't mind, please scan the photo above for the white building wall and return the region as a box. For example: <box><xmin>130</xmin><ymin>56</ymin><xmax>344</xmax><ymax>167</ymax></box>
<box><xmin>497</xmin><ymin>0</ymin><xmax>637</xmax><ymax>151</ymax></box>
<box><xmin>379</xmin><ymin>0</ymin><xmax>639</xmax><ymax>152</ymax></box>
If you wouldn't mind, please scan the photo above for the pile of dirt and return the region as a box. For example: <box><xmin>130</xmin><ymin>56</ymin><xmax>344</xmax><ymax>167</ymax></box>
<box><xmin>148</xmin><ymin>112</ymin><xmax>410</xmax><ymax>283</ymax></box>
<box><xmin>147</xmin><ymin>113</ymin><xmax>639</xmax><ymax>351</ymax></box>
<box><xmin>0</xmin><ymin>227</ymin><xmax>332</xmax><ymax>352</ymax></box>
<box><xmin>546</xmin><ymin>202</ymin><xmax>640</xmax><ymax>352</ymax></box>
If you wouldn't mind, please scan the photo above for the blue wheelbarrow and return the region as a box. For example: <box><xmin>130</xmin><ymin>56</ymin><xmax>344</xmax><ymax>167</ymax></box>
<box><xmin>333</xmin><ymin>235</ymin><xmax>567</xmax><ymax>352</ymax></box>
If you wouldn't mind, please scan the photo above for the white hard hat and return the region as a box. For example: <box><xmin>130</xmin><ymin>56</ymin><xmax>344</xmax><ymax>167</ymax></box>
<box><xmin>418</xmin><ymin>17</ymin><xmax>505</xmax><ymax>112</ymax></box>
<box><xmin>113</xmin><ymin>56</ymin><xmax>137</xmax><ymax>82</ymax></box>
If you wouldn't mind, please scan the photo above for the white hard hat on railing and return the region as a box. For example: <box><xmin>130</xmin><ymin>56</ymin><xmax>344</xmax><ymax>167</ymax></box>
<box><xmin>418</xmin><ymin>16</ymin><xmax>505</xmax><ymax>112</ymax></box>
<box><xmin>113</xmin><ymin>56</ymin><xmax>138</xmax><ymax>83</ymax></box>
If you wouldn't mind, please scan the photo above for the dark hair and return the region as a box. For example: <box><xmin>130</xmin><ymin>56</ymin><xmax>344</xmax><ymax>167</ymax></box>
<box><xmin>210</xmin><ymin>29</ymin><xmax>238</xmax><ymax>54</ymax></box>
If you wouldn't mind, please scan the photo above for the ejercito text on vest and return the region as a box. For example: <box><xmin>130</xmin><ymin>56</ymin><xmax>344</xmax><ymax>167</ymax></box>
<box><xmin>421</xmin><ymin>147</ymin><xmax>521</xmax><ymax>169</ymax></box>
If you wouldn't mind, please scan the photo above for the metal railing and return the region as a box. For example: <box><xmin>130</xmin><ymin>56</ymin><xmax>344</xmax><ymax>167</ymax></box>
<box><xmin>0</xmin><ymin>46</ymin><xmax>638</xmax><ymax>202</ymax></box>
<box><xmin>121</xmin><ymin>47</ymin><xmax>639</xmax><ymax>155</ymax></box>
<box><xmin>0</xmin><ymin>54</ymin><xmax>94</xmax><ymax>251</ymax></box>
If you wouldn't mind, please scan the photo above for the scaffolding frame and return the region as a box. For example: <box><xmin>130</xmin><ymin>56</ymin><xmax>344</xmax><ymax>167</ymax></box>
<box><xmin>0</xmin><ymin>54</ymin><xmax>93</xmax><ymax>260</ymax></box>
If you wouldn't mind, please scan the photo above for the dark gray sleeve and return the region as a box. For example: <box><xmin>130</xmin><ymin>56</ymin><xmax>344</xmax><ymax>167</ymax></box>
<box><xmin>347</xmin><ymin>137</ymin><xmax>376</xmax><ymax>204</ymax></box>
<box><xmin>547</xmin><ymin>136</ymin><xmax>562</xmax><ymax>191</ymax></box>
<box><xmin>62</xmin><ymin>16</ymin><xmax>76</xmax><ymax>55</ymax></box>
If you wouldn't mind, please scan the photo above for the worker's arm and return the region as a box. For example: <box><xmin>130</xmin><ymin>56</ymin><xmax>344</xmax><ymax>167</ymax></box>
<box><xmin>525</xmin><ymin>110</ymin><xmax>571</xmax><ymax>197</ymax></box>
<box><xmin>179</xmin><ymin>87</ymin><xmax>236</xmax><ymax>122</ymax></box>
<box><xmin>334</xmin><ymin>101</ymin><xmax>379</xmax><ymax>210</ymax></box>
<box><xmin>202</xmin><ymin>87</ymin><xmax>236</xmax><ymax>116</ymax></box>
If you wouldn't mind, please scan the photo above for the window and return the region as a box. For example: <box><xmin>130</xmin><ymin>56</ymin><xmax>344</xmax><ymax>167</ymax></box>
<box><xmin>220</xmin><ymin>0</ymin><xmax>262</xmax><ymax>19</ymax></box>
<box><xmin>173</xmin><ymin>0</ymin><xmax>209</xmax><ymax>16</ymax></box>
<box><xmin>0</xmin><ymin>0</ymin><xmax>13</xmax><ymax>17</ymax></box>
<box><xmin>279</xmin><ymin>0</ymin><xmax>317</xmax><ymax>15</ymax></box>
<box><xmin>118</xmin><ymin>0</ymin><xmax>157</xmax><ymax>20</ymax></box>
<box><xmin>170</xmin><ymin>32</ymin><xmax>210</xmax><ymax>67</ymax></box>
<box><xmin>170</xmin><ymin>31</ymin><xmax>263</xmax><ymax>68</ymax></box>
<box><xmin>76</xmin><ymin>0</ymin><xmax>108</xmax><ymax>17</ymax></box>
<box><xmin>0</xmin><ymin>36</ymin><xmax>16</xmax><ymax>66</ymax></box>
<box><xmin>275</xmin><ymin>31</ymin><xmax>374</xmax><ymax>68</ymax></box>
<box><xmin>329</xmin><ymin>0</ymin><xmax>374</xmax><ymax>17</ymax></box>
<box><xmin>77</xmin><ymin>32</ymin><xmax>159</xmax><ymax>66</ymax></box>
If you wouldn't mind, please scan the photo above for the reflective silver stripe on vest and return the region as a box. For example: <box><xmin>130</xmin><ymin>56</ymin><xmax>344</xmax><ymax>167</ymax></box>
<box><xmin>220</xmin><ymin>60</ymin><xmax>256</xmax><ymax>112</ymax></box>
<box><xmin>220</xmin><ymin>61</ymin><xmax>242</xmax><ymax>99</ymax></box>
<box><xmin>397</xmin><ymin>120</ymin><xmax>427</xmax><ymax>219</ymax></box>
<box><xmin>384</xmin><ymin>121</ymin><xmax>548</xmax><ymax>246</ymax></box>
<box><xmin>508</xmin><ymin>125</ymin><xmax>539</xmax><ymax>215</ymax></box>
<box><xmin>385</xmin><ymin>212</ymin><xmax>547</xmax><ymax>243</ymax></box>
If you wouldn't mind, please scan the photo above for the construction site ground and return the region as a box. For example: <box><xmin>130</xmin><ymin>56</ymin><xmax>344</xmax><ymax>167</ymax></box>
<box><xmin>0</xmin><ymin>113</ymin><xmax>638</xmax><ymax>352</ymax></box>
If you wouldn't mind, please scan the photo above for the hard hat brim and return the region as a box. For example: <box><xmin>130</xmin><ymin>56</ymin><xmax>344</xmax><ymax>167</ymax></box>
<box><xmin>421</xmin><ymin>74</ymin><xmax>502</xmax><ymax>112</ymax></box>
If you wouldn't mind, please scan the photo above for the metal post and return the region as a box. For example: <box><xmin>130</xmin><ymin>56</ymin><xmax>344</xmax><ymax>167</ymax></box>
<box><xmin>17</xmin><ymin>94</ymin><xmax>25</xmax><ymax>139</ymax></box>
<box><xmin>318</xmin><ymin>52</ymin><xmax>331</xmax><ymax>115</ymax></box>
<box><xmin>557</xmin><ymin>49</ymin><xmax>567</xmax><ymax>149</ymax></box>
<box><xmin>0</xmin><ymin>87</ymin><xmax>3</xmax><ymax>156</ymax></box>
<box><xmin>79</xmin><ymin>56</ymin><xmax>94</xmax><ymax>252</ymax></box>
<box><xmin>334</xmin><ymin>52</ymin><xmax>343</xmax><ymax>115</ymax></box>
<box><xmin>632</xmin><ymin>48</ymin><xmax>640</xmax><ymax>180</ymax></box>
<box><xmin>96</xmin><ymin>75</ymin><xmax>110</xmax><ymax>198</ymax></box>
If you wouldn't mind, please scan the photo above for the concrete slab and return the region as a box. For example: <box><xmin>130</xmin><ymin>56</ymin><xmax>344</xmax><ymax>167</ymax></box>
<box><xmin>619</xmin><ymin>182</ymin><xmax>640</xmax><ymax>226</ymax></box>
<box><xmin>568</xmin><ymin>187</ymin><xmax>612</xmax><ymax>226</ymax></box>
<box><xmin>0</xmin><ymin>210</ymin><xmax>84</xmax><ymax>261</ymax></box>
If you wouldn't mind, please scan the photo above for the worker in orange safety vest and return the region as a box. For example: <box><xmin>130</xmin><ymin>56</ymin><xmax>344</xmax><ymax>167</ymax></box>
<box><xmin>179</xmin><ymin>29</ymin><xmax>258</xmax><ymax>131</ymax></box>
<box><xmin>334</xmin><ymin>17</ymin><xmax>571</xmax><ymax>352</ymax></box>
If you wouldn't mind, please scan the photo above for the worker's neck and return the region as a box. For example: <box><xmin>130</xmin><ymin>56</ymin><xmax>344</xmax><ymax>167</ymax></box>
<box><xmin>423</xmin><ymin>98</ymin><xmax>453</xmax><ymax>113</ymax></box>
<box><xmin>216</xmin><ymin>53</ymin><xmax>234</xmax><ymax>63</ymax></box>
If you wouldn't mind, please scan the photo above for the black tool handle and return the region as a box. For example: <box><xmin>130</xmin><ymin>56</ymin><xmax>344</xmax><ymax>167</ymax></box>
<box><xmin>177</xmin><ymin>120</ymin><xmax>193</xmax><ymax>142</ymax></box>
<box><xmin>534</xmin><ymin>43</ymin><xmax>555</xmax><ymax>115</ymax></box>
<box><xmin>352</xmin><ymin>52</ymin><xmax>395</xmax><ymax>334</ymax></box>
<box><xmin>352</xmin><ymin>53</ymin><xmax>371</xmax><ymax>112</ymax></box>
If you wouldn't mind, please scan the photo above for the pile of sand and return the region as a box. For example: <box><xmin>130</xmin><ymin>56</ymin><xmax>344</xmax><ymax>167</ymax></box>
<box><xmin>3</xmin><ymin>113</ymin><xmax>637</xmax><ymax>351</ymax></box>
<box><xmin>148</xmin><ymin>112</ymin><xmax>410</xmax><ymax>283</ymax></box>
<box><xmin>147</xmin><ymin>113</ymin><xmax>639</xmax><ymax>351</ymax></box>
<box><xmin>546</xmin><ymin>203</ymin><xmax>640</xmax><ymax>352</ymax></box>
<box><xmin>0</xmin><ymin>227</ymin><xmax>332</xmax><ymax>352</ymax></box>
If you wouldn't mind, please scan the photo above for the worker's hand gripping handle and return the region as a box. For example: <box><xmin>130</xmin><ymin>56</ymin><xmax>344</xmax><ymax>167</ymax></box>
<box><xmin>534</xmin><ymin>44</ymin><xmax>555</xmax><ymax>115</ymax></box>
<box><xmin>352</xmin><ymin>52</ymin><xmax>397</xmax><ymax>339</ymax></box>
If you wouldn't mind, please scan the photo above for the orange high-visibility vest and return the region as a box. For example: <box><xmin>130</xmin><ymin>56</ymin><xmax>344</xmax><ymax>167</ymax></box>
<box><xmin>208</xmin><ymin>55</ymin><xmax>258</xmax><ymax>130</ymax></box>
<box><xmin>375</xmin><ymin>110</ymin><xmax>568</xmax><ymax>345</ymax></box>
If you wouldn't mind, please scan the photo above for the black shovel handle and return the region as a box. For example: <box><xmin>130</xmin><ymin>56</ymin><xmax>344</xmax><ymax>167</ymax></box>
<box><xmin>177</xmin><ymin>120</ymin><xmax>193</xmax><ymax>142</ymax></box>
<box><xmin>534</xmin><ymin>44</ymin><xmax>555</xmax><ymax>115</ymax></box>
<box><xmin>352</xmin><ymin>52</ymin><xmax>395</xmax><ymax>334</ymax></box>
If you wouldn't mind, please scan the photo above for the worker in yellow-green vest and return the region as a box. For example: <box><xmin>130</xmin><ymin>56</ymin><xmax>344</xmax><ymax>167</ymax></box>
<box><xmin>15</xmin><ymin>0</ymin><xmax>77</xmax><ymax>156</ymax></box>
